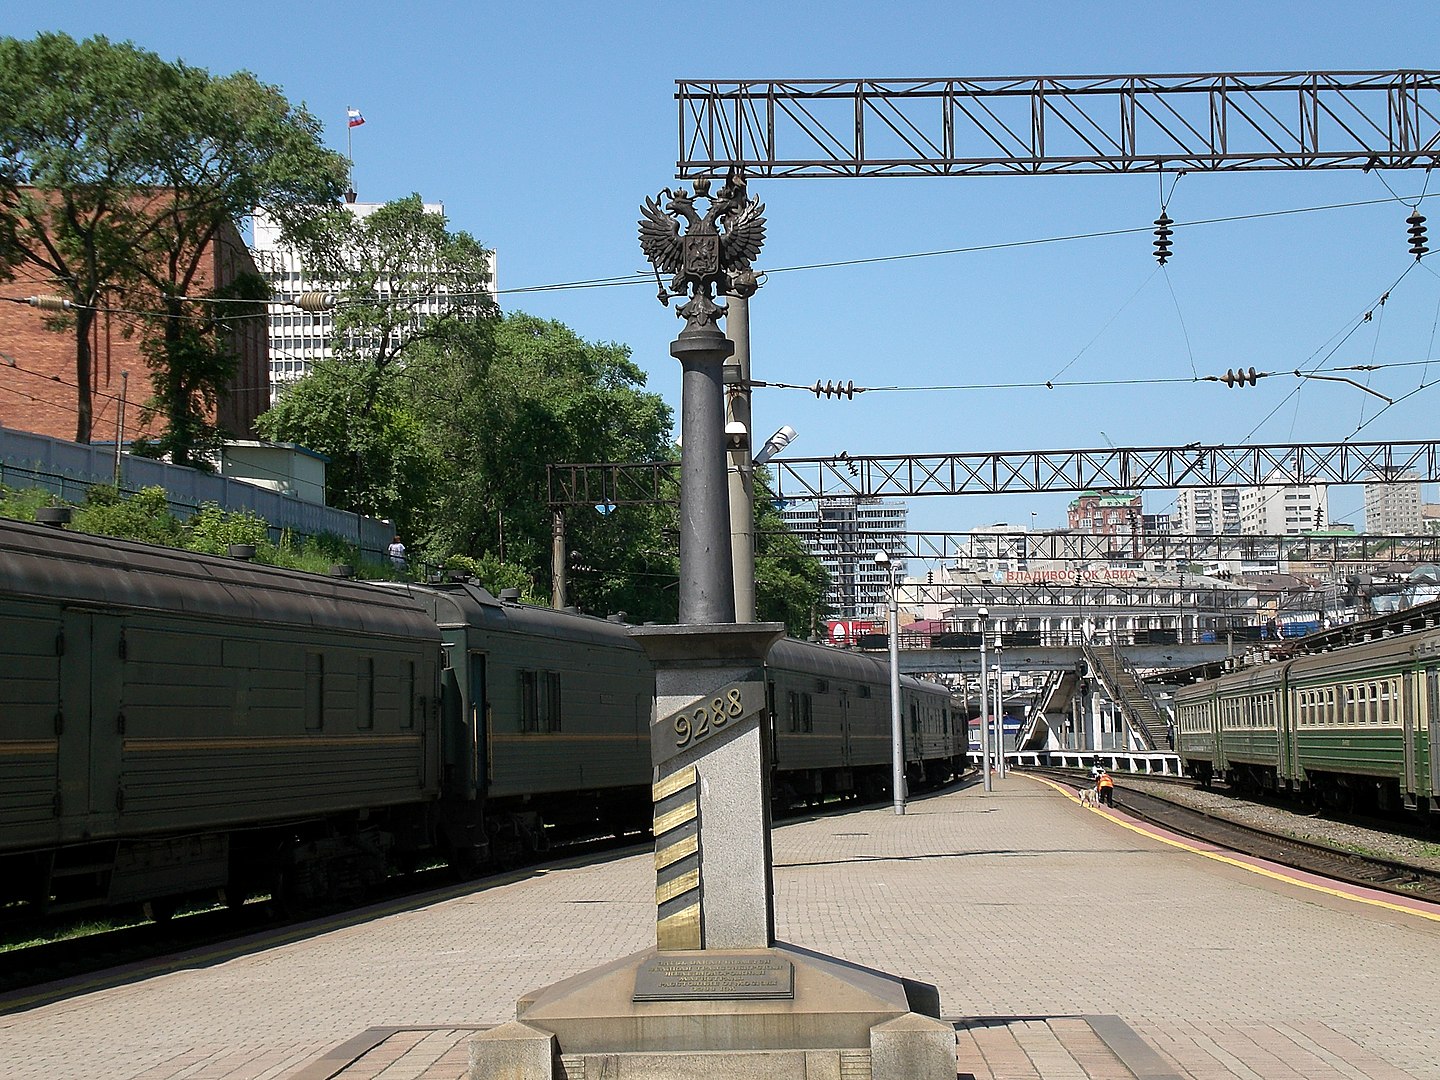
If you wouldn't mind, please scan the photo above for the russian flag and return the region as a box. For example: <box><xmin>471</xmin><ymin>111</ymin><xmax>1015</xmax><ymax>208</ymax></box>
<box><xmin>347</xmin><ymin>107</ymin><xmax>365</xmax><ymax>129</ymax></box>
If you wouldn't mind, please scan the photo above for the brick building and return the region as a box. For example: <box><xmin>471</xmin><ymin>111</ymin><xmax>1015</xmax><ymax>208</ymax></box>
<box><xmin>0</xmin><ymin>212</ymin><xmax>268</xmax><ymax>447</ymax></box>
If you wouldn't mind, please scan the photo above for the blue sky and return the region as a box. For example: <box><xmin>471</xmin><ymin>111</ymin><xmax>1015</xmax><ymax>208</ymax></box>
<box><xmin>8</xmin><ymin>1</ymin><xmax>1440</xmax><ymax>537</ymax></box>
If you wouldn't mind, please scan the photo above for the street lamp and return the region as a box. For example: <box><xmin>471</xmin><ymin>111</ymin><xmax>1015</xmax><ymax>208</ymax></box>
<box><xmin>874</xmin><ymin>551</ymin><xmax>905</xmax><ymax>815</ymax></box>
<box><xmin>978</xmin><ymin>606</ymin><xmax>992</xmax><ymax>793</ymax></box>
<box><xmin>994</xmin><ymin>636</ymin><xmax>1006</xmax><ymax>778</ymax></box>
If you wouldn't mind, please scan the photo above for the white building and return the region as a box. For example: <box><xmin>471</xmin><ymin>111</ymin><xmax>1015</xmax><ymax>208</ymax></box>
<box><xmin>1172</xmin><ymin>487</ymin><xmax>1242</xmax><ymax>535</ymax></box>
<box><xmin>781</xmin><ymin>497</ymin><xmax>909</xmax><ymax>619</ymax></box>
<box><xmin>1364</xmin><ymin>469</ymin><xmax>1423</xmax><ymax>534</ymax></box>
<box><xmin>251</xmin><ymin>200</ymin><xmax>496</xmax><ymax>399</ymax></box>
<box><xmin>1238</xmin><ymin>477</ymin><xmax>1328</xmax><ymax>535</ymax></box>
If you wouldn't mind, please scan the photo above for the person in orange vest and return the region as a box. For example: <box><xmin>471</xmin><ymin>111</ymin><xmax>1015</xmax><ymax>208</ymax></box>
<box><xmin>1096</xmin><ymin>769</ymin><xmax>1115</xmax><ymax>807</ymax></box>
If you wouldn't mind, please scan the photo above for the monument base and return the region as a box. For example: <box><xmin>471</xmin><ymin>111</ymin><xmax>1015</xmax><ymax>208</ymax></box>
<box><xmin>468</xmin><ymin>943</ymin><xmax>955</xmax><ymax>1080</ymax></box>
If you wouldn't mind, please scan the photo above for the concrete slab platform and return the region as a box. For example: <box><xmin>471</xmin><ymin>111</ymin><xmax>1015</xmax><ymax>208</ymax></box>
<box><xmin>2</xmin><ymin>775</ymin><xmax>1437</xmax><ymax>1079</ymax></box>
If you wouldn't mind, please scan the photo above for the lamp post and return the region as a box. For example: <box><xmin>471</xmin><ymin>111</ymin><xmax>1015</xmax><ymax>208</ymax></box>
<box><xmin>994</xmin><ymin>636</ymin><xmax>1006</xmax><ymax>779</ymax></box>
<box><xmin>978</xmin><ymin>606</ymin><xmax>992</xmax><ymax>793</ymax></box>
<box><xmin>874</xmin><ymin>551</ymin><xmax>905</xmax><ymax>815</ymax></box>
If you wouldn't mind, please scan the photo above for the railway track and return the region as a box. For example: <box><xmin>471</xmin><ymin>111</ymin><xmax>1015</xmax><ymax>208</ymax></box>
<box><xmin>1033</xmin><ymin>767</ymin><xmax>1440</xmax><ymax>906</ymax></box>
<box><xmin>0</xmin><ymin>784</ymin><xmax>936</xmax><ymax>1009</ymax></box>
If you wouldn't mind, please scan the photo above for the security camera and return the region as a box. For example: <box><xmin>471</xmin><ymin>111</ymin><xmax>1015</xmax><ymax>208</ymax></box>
<box><xmin>725</xmin><ymin>420</ymin><xmax>749</xmax><ymax>451</ymax></box>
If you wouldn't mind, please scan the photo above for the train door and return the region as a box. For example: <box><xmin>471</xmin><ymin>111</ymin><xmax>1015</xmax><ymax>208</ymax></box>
<box><xmin>469</xmin><ymin>651</ymin><xmax>490</xmax><ymax>794</ymax></box>
<box><xmin>837</xmin><ymin>687</ymin><xmax>852</xmax><ymax>767</ymax></box>
<box><xmin>56</xmin><ymin>612</ymin><xmax>125</xmax><ymax>838</ymax></box>
<box><xmin>1424</xmin><ymin>667</ymin><xmax>1439</xmax><ymax>801</ymax></box>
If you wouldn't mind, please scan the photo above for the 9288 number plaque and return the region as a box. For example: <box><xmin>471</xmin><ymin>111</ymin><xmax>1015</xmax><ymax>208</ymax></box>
<box><xmin>651</xmin><ymin>680</ymin><xmax>764</xmax><ymax>768</ymax></box>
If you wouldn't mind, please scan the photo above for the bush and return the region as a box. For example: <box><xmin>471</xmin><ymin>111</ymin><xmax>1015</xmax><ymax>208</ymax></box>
<box><xmin>183</xmin><ymin>503</ymin><xmax>271</xmax><ymax>557</ymax></box>
<box><xmin>0</xmin><ymin>484</ymin><xmax>54</xmax><ymax>521</ymax></box>
<box><xmin>70</xmin><ymin>486</ymin><xmax>184</xmax><ymax>547</ymax></box>
<box><xmin>443</xmin><ymin>553</ymin><xmax>541</xmax><ymax>602</ymax></box>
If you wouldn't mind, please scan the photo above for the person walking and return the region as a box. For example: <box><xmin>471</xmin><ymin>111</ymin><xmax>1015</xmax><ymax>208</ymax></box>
<box><xmin>387</xmin><ymin>535</ymin><xmax>407</xmax><ymax>572</ymax></box>
<box><xmin>1096</xmin><ymin>768</ymin><xmax>1115</xmax><ymax>807</ymax></box>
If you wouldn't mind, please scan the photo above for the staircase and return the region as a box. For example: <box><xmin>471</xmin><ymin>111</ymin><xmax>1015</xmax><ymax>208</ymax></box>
<box><xmin>1080</xmin><ymin>638</ymin><xmax>1173</xmax><ymax>750</ymax></box>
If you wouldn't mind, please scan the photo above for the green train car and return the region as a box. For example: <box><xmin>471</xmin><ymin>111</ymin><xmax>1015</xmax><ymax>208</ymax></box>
<box><xmin>0</xmin><ymin>518</ymin><xmax>443</xmax><ymax>916</ymax></box>
<box><xmin>1</xmin><ymin>518</ymin><xmax>965</xmax><ymax>921</ymax></box>
<box><xmin>1174</xmin><ymin>628</ymin><xmax>1440</xmax><ymax>814</ymax></box>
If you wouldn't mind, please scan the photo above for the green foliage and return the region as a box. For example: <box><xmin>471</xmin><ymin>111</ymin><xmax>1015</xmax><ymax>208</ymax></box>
<box><xmin>291</xmin><ymin>194</ymin><xmax>496</xmax><ymax>376</ymax></box>
<box><xmin>0</xmin><ymin>484</ymin><xmax>53</xmax><ymax>520</ymax></box>
<box><xmin>0</xmin><ymin>31</ymin><xmax>346</xmax><ymax>444</ymax></box>
<box><xmin>442</xmin><ymin>553</ymin><xmax>543</xmax><ymax>603</ymax></box>
<box><xmin>70</xmin><ymin>486</ymin><xmax>185</xmax><ymax>547</ymax></box>
<box><xmin>255</xmin><ymin>356</ymin><xmax>437</xmax><ymax>537</ymax></box>
<box><xmin>182</xmin><ymin>503</ymin><xmax>271</xmax><ymax>556</ymax></box>
<box><xmin>136</xmin><ymin>272</ymin><xmax>272</xmax><ymax>468</ymax></box>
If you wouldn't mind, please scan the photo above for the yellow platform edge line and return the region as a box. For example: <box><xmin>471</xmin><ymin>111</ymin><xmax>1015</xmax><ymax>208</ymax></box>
<box><xmin>1028</xmin><ymin>773</ymin><xmax>1440</xmax><ymax>924</ymax></box>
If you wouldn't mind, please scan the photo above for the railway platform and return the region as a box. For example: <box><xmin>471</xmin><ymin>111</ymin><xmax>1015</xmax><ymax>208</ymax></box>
<box><xmin>2</xmin><ymin>774</ymin><xmax>1437</xmax><ymax>1079</ymax></box>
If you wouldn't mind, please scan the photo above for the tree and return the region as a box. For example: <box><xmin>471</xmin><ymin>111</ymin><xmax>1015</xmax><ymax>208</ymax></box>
<box><xmin>293</xmin><ymin>195</ymin><xmax>496</xmax><ymax>391</ymax></box>
<box><xmin>125</xmin><ymin>65</ymin><xmax>347</xmax><ymax>465</ymax></box>
<box><xmin>254</xmin><ymin>354</ymin><xmax>437</xmax><ymax>539</ymax></box>
<box><xmin>0</xmin><ymin>34</ymin><xmax>178</xmax><ymax>442</ymax></box>
<box><xmin>0</xmin><ymin>32</ymin><xmax>346</xmax><ymax>446</ymax></box>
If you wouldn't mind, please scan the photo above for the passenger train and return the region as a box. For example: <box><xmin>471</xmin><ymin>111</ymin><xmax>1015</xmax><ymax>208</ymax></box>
<box><xmin>0</xmin><ymin>518</ymin><xmax>964</xmax><ymax>920</ymax></box>
<box><xmin>1173</xmin><ymin>623</ymin><xmax>1440</xmax><ymax>816</ymax></box>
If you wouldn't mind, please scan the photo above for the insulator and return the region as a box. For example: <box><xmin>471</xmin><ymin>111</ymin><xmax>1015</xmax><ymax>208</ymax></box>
<box><xmin>27</xmin><ymin>295</ymin><xmax>73</xmax><ymax>312</ymax></box>
<box><xmin>1407</xmin><ymin>211</ymin><xmax>1428</xmax><ymax>260</ymax></box>
<box><xmin>1221</xmin><ymin>366</ymin><xmax>1258</xmax><ymax>388</ymax></box>
<box><xmin>1153</xmin><ymin>213</ymin><xmax>1174</xmax><ymax>266</ymax></box>
<box><xmin>295</xmin><ymin>291</ymin><xmax>337</xmax><ymax>312</ymax></box>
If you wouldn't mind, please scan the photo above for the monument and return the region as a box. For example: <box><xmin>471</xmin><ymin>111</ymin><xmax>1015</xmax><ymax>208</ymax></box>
<box><xmin>469</xmin><ymin>173</ymin><xmax>955</xmax><ymax>1080</ymax></box>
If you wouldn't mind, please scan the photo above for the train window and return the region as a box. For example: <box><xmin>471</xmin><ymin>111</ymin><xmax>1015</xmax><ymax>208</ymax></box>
<box><xmin>545</xmin><ymin>671</ymin><xmax>562</xmax><ymax>733</ymax></box>
<box><xmin>304</xmin><ymin>652</ymin><xmax>324</xmax><ymax>730</ymax></box>
<box><xmin>402</xmin><ymin>661</ymin><xmax>416</xmax><ymax>729</ymax></box>
<box><xmin>802</xmin><ymin>694</ymin><xmax>813</xmax><ymax>733</ymax></box>
<box><xmin>519</xmin><ymin>670</ymin><xmax>540</xmax><ymax>732</ymax></box>
<box><xmin>787</xmin><ymin>691</ymin><xmax>799</xmax><ymax>733</ymax></box>
<box><xmin>358</xmin><ymin>658</ymin><xmax>374</xmax><ymax>729</ymax></box>
<box><xmin>858</xmin><ymin>685</ymin><xmax>871</xmax><ymax>698</ymax></box>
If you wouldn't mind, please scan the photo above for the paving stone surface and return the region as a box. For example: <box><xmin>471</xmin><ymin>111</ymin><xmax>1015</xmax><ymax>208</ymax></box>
<box><xmin>2</xmin><ymin>775</ymin><xmax>1436</xmax><ymax>1079</ymax></box>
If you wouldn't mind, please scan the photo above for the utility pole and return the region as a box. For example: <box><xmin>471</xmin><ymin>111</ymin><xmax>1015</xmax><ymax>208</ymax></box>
<box><xmin>726</xmin><ymin>269</ymin><xmax>759</xmax><ymax>621</ymax></box>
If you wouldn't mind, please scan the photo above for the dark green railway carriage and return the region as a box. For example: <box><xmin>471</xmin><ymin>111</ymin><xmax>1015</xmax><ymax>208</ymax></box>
<box><xmin>401</xmin><ymin>582</ymin><xmax>656</xmax><ymax>862</ymax></box>
<box><xmin>0</xmin><ymin>519</ymin><xmax>442</xmax><ymax>915</ymax></box>
<box><xmin>1173</xmin><ymin>625</ymin><xmax>1439</xmax><ymax>813</ymax></box>
<box><xmin>1286</xmin><ymin>633</ymin><xmax>1438</xmax><ymax>812</ymax></box>
<box><xmin>766</xmin><ymin>640</ymin><xmax>961</xmax><ymax>802</ymax></box>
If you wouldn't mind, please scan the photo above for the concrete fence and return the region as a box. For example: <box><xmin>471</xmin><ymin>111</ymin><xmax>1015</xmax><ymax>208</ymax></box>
<box><xmin>0</xmin><ymin>427</ymin><xmax>395</xmax><ymax>560</ymax></box>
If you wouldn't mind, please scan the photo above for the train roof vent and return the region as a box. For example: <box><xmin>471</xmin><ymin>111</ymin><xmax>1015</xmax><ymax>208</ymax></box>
<box><xmin>606</xmin><ymin>611</ymin><xmax>628</xmax><ymax>623</ymax></box>
<box><xmin>498</xmin><ymin>588</ymin><xmax>521</xmax><ymax>601</ymax></box>
<box><xmin>328</xmin><ymin>564</ymin><xmax>354</xmax><ymax>578</ymax></box>
<box><xmin>34</xmin><ymin>507</ymin><xmax>71</xmax><ymax>527</ymax></box>
<box><xmin>227</xmin><ymin>543</ymin><xmax>256</xmax><ymax>561</ymax></box>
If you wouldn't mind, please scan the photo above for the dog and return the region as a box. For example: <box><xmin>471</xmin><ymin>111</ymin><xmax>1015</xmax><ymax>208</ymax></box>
<box><xmin>1078</xmin><ymin>786</ymin><xmax>1100</xmax><ymax>808</ymax></box>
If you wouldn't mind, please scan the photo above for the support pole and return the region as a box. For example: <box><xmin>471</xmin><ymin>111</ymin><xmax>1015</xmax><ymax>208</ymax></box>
<box><xmin>994</xmin><ymin>640</ymin><xmax>1006</xmax><ymax>778</ymax></box>
<box><xmin>979</xmin><ymin>613</ymin><xmax>992</xmax><ymax>792</ymax></box>
<box><xmin>725</xmin><ymin>280</ymin><xmax>757</xmax><ymax>622</ymax></box>
<box><xmin>673</xmin><ymin>324</ymin><xmax>736</xmax><ymax>625</ymax></box>
<box><xmin>551</xmin><ymin>508</ymin><xmax>567</xmax><ymax>609</ymax></box>
<box><xmin>886</xmin><ymin>562</ymin><xmax>904</xmax><ymax>815</ymax></box>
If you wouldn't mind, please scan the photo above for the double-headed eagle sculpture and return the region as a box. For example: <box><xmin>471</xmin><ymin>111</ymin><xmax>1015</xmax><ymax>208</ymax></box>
<box><xmin>639</xmin><ymin>172</ymin><xmax>765</xmax><ymax>330</ymax></box>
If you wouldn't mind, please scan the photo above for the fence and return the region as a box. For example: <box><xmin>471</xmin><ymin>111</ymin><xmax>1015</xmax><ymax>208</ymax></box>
<box><xmin>0</xmin><ymin>427</ymin><xmax>395</xmax><ymax>561</ymax></box>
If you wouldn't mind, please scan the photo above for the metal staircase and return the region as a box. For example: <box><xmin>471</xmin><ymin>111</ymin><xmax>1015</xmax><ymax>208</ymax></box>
<box><xmin>1080</xmin><ymin>638</ymin><xmax>1173</xmax><ymax>750</ymax></box>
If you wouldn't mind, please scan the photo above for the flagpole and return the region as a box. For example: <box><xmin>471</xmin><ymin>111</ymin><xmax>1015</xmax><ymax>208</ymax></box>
<box><xmin>346</xmin><ymin>105</ymin><xmax>353</xmax><ymax>191</ymax></box>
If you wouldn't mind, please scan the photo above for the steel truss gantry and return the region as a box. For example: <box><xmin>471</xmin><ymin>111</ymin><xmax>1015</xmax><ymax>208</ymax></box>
<box><xmin>801</xmin><ymin>531</ymin><xmax>1440</xmax><ymax>565</ymax></box>
<box><xmin>547</xmin><ymin>439</ymin><xmax>1440</xmax><ymax>506</ymax></box>
<box><xmin>676</xmin><ymin>71</ymin><xmax>1440</xmax><ymax>178</ymax></box>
